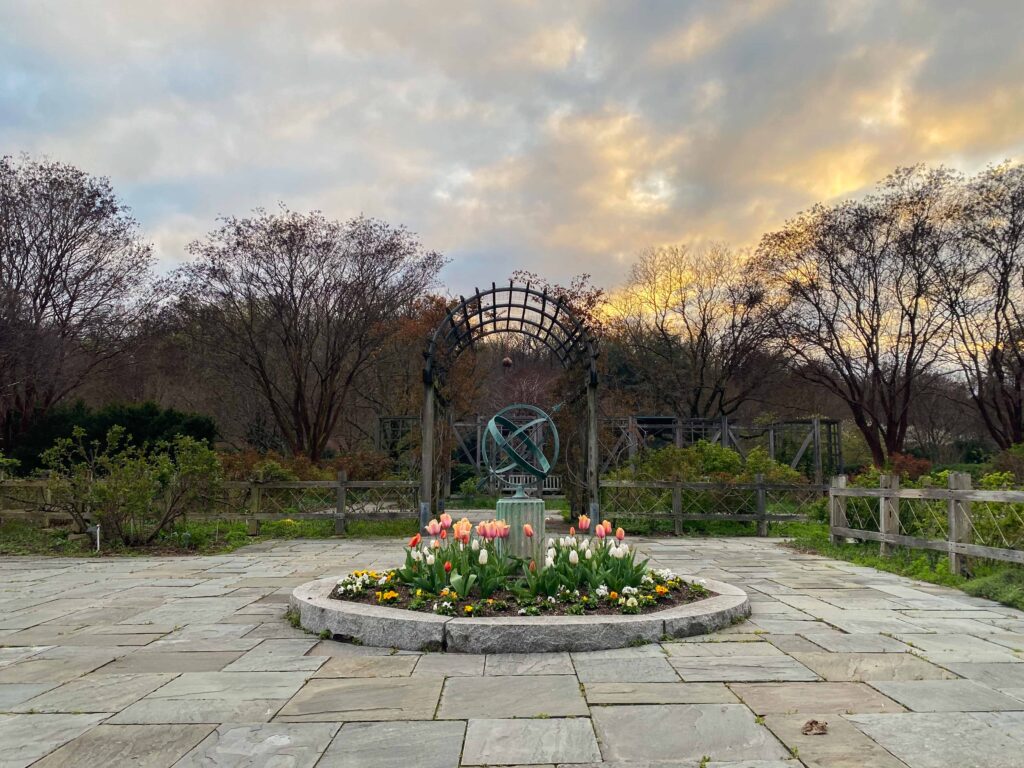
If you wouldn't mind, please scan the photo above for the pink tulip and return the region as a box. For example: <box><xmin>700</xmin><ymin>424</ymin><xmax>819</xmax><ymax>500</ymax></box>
<box><xmin>426</xmin><ymin>519</ymin><xmax>441</xmax><ymax>536</ymax></box>
<box><xmin>578</xmin><ymin>514</ymin><xmax>591</xmax><ymax>532</ymax></box>
<box><xmin>439</xmin><ymin>513</ymin><xmax>453</xmax><ymax>529</ymax></box>
<box><xmin>594</xmin><ymin>525</ymin><xmax>606</xmax><ymax>540</ymax></box>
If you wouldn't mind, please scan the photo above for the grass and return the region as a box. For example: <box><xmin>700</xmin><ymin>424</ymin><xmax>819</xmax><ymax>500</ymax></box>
<box><xmin>788</xmin><ymin>522</ymin><xmax>1024</xmax><ymax>611</ymax></box>
<box><xmin>609</xmin><ymin>516</ymin><xmax>823</xmax><ymax>538</ymax></box>
<box><xmin>0</xmin><ymin>515</ymin><xmax>420</xmax><ymax>557</ymax></box>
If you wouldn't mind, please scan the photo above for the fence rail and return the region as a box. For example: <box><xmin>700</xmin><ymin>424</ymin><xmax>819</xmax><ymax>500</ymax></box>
<box><xmin>829</xmin><ymin>473</ymin><xmax>1024</xmax><ymax>570</ymax></box>
<box><xmin>0</xmin><ymin>474</ymin><xmax>419</xmax><ymax>535</ymax></box>
<box><xmin>601</xmin><ymin>477</ymin><xmax>827</xmax><ymax>535</ymax></box>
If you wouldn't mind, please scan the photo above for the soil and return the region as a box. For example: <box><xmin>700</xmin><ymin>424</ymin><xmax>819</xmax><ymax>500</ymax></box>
<box><xmin>329</xmin><ymin>581</ymin><xmax>714</xmax><ymax>617</ymax></box>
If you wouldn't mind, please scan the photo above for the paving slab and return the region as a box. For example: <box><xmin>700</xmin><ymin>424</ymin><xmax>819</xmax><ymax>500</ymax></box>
<box><xmin>790</xmin><ymin>652</ymin><xmax>955</xmax><ymax>682</ymax></box>
<box><xmin>664</xmin><ymin>642</ymin><xmax>785</xmax><ymax>657</ymax></box>
<box><xmin>971</xmin><ymin>711</ymin><xmax>1024</xmax><ymax>746</ymax></box>
<box><xmin>222</xmin><ymin>639</ymin><xmax>325</xmax><ymax>672</ymax></box>
<box><xmin>799</xmin><ymin>632</ymin><xmax>910</xmax><ymax>653</ymax></box>
<box><xmin>764</xmin><ymin>713</ymin><xmax>909</xmax><ymax>768</ymax></box>
<box><xmin>275</xmin><ymin>676</ymin><xmax>443</xmax><ymax>722</ymax></box>
<box><xmin>944</xmin><ymin>662</ymin><xmax>1024</xmax><ymax>692</ymax></box>
<box><xmin>462</xmin><ymin>718</ymin><xmax>601</xmax><ymax>765</ymax></box>
<box><xmin>849</xmin><ymin>712</ymin><xmax>1024</xmax><ymax>768</ymax></box>
<box><xmin>668</xmin><ymin>655</ymin><xmax>819</xmax><ymax>682</ymax></box>
<box><xmin>11</xmin><ymin>672</ymin><xmax>176</xmax><ymax>713</ymax></box>
<box><xmin>731</xmin><ymin>682</ymin><xmax>906</xmax><ymax>714</ymax></box>
<box><xmin>146</xmin><ymin>671</ymin><xmax>310</xmax><ymax>701</ymax></box>
<box><xmin>485</xmin><ymin>652</ymin><xmax>574</xmax><ymax>676</ymax></box>
<box><xmin>0</xmin><ymin>712</ymin><xmax>109</xmax><ymax>768</ymax></box>
<box><xmin>31</xmin><ymin>723</ymin><xmax>214</xmax><ymax>767</ymax></box>
<box><xmin>869</xmin><ymin>679</ymin><xmax>1024</xmax><ymax>712</ymax></box>
<box><xmin>584</xmin><ymin>681</ymin><xmax>738</xmax><ymax>704</ymax></box>
<box><xmin>175</xmin><ymin>722</ymin><xmax>339</xmax><ymax>767</ymax></box>
<box><xmin>110</xmin><ymin>697</ymin><xmax>286</xmax><ymax>724</ymax></box>
<box><xmin>591</xmin><ymin>704</ymin><xmax>790</xmax><ymax>763</ymax></box>
<box><xmin>0</xmin><ymin>682</ymin><xmax>58</xmax><ymax>709</ymax></box>
<box><xmin>317</xmin><ymin>720</ymin><xmax>465</xmax><ymax>767</ymax></box>
<box><xmin>437</xmin><ymin>674</ymin><xmax>589</xmax><ymax>719</ymax></box>
<box><xmin>98</xmin><ymin>650</ymin><xmax>243</xmax><ymax>674</ymax></box>
<box><xmin>314</xmin><ymin>655</ymin><xmax>419</xmax><ymax>678</ymax></box>
<box><xmin>575</xmin><ymin>656</ymin><xmax>679</xmax><ymax>683</ymax></box>
<box><xmin>412</xmin><ymin>653</ymin><xmax>485</xmax><ymax>677</ymax></box>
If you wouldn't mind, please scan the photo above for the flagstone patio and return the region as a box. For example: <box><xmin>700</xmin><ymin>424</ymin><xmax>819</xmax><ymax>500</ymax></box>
<box><xmin>1</xmin><ymin>537</ymin><xmax>1023</xmax><ymax>767</ymax></box>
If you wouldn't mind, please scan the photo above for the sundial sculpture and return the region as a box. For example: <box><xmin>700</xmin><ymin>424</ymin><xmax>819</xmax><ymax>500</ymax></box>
<box><xmin>482</xmin><ymin>404</ymin><xmax>558</xmax><ymax>557</ymax></box>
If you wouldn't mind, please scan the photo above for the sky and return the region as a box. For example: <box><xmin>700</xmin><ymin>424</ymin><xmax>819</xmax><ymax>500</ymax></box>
<box><xmin>3</xmin><ymin>0</ymin><xmax>1024</xmax><ymax>293</ymax></box>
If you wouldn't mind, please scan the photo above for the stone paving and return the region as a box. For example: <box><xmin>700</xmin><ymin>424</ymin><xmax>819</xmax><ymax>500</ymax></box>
<box><xmin>1</xmin><ymin>537</ymin><xmax>1023</xmax><ymax>767</ymax></box>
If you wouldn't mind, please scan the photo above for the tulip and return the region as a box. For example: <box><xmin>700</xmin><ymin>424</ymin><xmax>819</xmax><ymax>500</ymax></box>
<box><xmin>569</xmin><ymin>550</ymin><xmax>579</xmax><ymax>565</ymax></box>
<box><xmin>529</xmin><ymin>559</ymin><xmax>537</xmax><ymax>572</ymax></box>
<box><xmin>523</xmin><ymin>523</ymin><xmax>534</xmax><ymax>538</ymax></box>
<box><xmin>426</xmin><ymin>554</ymin><xmax>435</xmax><ymax>566</ymax></box>
<box><xmin>478</xmin><ymin>549</ymin><xmax>488</xmax><ymax>565</ymax></box>
<box><xmin>471</xmin><ymin>539</ymin><xmax>480</xmax><ymax>551</ymax></box>
<box><xmin>585</xmin><ymin>548</ymin><xmax>593</xmax><ymax>560</ymax></box>
<box><xmin>426</xmin><ymin>519</ymin><xmax>441</xmax><ymax>536</ymax></box>
<box><xmin>408</xmin><ymin>533</ymin><xmax>421</xmax><ymax>548</ymax></box>
<box><xmin>578</xmin><ymin>514</ymin><xmax>591</xmax><ymax>532</ymax></box>
<box><xmin>602</xmin><ymin>520</ymin><xmax>613</xmax><ymax>535</ymax></box>
<box><xmin>431</xmin><ymin>538</ymin><xmax>440</xmax><ymax>549</ymax></box>
<box><xmin>475</xmin><ymin>521</ymin><xmax>488</xmax><ymax>538</ymax></box>
<box><xmin>615</xmin><ymin>527</ymin><xmax>625</xmax><ymax>541</ymax></box>
<box><xmin>439</xmin><ymin>529</ymin><xmax>447</xmax><ymax>540</ymax></box>
<box><xmin>595</xmin><ymin>524</ymin><xmax>606</xmax><ymax>540</ymax></box>
<box><xmin>569</xmin><ymin>526</ymin><xmax>575</xmax><ymax>537</ymax></box>
<box><xmin>497</xmin><ymin>521</ymin><xmax>511</xmax><ymax>539</ymax></box>
<box><xmin>439</xmin><ymin>513</ymin><xmax>453</xmax><ymax>529</ymax></box>
<box><xmin>444</xmin><ymin>561</ymin><xmax>452</xmax><ymax>573</ymax></box>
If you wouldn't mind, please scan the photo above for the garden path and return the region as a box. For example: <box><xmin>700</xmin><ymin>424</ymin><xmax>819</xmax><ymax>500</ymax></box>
<box><xmin>1</xmin><ymin>537</ymin><xmax>1023</xmax><ymax>767</ymax></box>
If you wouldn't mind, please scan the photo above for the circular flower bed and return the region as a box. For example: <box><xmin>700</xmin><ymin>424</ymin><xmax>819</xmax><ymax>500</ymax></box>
<box><xmin>328</xmin><ymin>513</ymin><xmax>714</xmax><ymax>617</ymax></box>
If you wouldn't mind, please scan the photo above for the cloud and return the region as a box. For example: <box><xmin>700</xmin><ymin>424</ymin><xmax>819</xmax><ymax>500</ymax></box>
<box><xmin>1</xmin><ymin>0</ymin><xmax>1023</xmax><ymax>292</ymax></box>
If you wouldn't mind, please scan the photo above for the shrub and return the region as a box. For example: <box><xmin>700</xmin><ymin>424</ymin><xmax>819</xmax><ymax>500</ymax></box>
<box><xmin>7</xmin><ymin>401</ymin><xmax>216</xmax><ymax>474</ymax></box>
<box><xmin>890</xmin><ymin>453</ymin><xmax>932</xmax><ymax>481</ymax></box>
<box><xmin>40</xmin><ymin>427</ymin><xmax>222</xmax><ymax>546</ymax></box>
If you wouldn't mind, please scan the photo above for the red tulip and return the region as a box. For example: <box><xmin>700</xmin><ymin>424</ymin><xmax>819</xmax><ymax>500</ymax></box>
<box><xmin>444</xmin><ymin>561</ymin><xmax>452</xmax><ymax>573</ymax></box>
<box><xmin>439</xmin><ymin>529</ymin><xmax>447</xmax><ymax>540</ymax></box>
<box><xmin>523</xmin><ymin>523</ymin><xmax>534</xmax><ymax>538</ymax></box>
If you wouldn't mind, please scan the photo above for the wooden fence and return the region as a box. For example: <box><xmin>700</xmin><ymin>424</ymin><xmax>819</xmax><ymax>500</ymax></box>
<box><xmin>0</xmin><ymin>473</ymin><xmax>419</xmax><ymax>535</ymax></box>
<box><xmin>830</xmin><ymin>472</ymin><xmax>1024</xmax><ymax>571</ymax></box>
<box><xmin>601</xmin><ymin>477</ymin><xmax>827</xmax><ymax>535</ymax></box>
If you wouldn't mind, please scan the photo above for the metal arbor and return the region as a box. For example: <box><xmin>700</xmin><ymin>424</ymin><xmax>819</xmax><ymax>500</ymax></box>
<box><xmin>421</xmin><ymin>282</ymin><xmax>599</xmax><ymax>517</ymax></box>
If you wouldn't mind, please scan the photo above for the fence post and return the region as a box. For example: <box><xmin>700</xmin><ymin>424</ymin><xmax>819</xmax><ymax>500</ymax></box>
<box><xmin>947</xmin><ymin>471</ymin><xmax>972</xmax><ymax>576</ymax></box>
<box><xmin>335</xmin><ymin>470</ymin><xmax>348</xmax><ymax>535</ymax></box>
<box><xmin>247</xmin><ymin>482</ymin><xmax>262</xmax><ymax>535</ymax></box>
<box><xmin>672</xmin><ymin>483</ymin><xmax>683</xmax><ymax>536</ymax></box>
<box><xmin>830</xmin><ymin>475</ymin><xmax>847</xmax><ymax>544</ymax></box>
<box><xmin>879</xmin><ymin>474</ymin><xmax>899</xmax><ymax>556</ymax></box>
<box><xmin>755</xmin><ymin>473</ymin><xmax>768</xmax><ymax>536</ymax></box>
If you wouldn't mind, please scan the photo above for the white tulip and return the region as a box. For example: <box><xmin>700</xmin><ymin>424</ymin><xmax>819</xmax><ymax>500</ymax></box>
<box><xmin>471</xmin><ymin>539</ymin><xmax>480</xmax><ymax>551</ymax></box>
<box><xmin>426</xmin><ymin>554</ymin><xmax>435</xmax><ymax>566</ymax></box>
<box><xmin>569</xmin><ymin>550</ymin><xmax>579</xmax><ymax>565</ymax></box>
<box><xmin>545</xmin><ymin>556</ymin><xmax>555</xmax><ymax>569</ymax></box>
<box><xmin>478</xmin><ymin>549</ymin><xmax>488</xmax><ymax>565</ymax></box>
<box><xmin>585</xmin><ymin>548</ymin><xmax>593</xmax><ymax>560</ymax></box>
<box><xmin>546</xmin><ymin>548</ymin><xmax>556</xmax><ymax>562</ymax></box>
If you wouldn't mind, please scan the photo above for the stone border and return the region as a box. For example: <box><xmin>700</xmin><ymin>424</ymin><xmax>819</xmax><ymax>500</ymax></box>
<box><xmin>290</xmin><ymin>576</ymin><xmax>749</xmax><ymax>653</ymax></box>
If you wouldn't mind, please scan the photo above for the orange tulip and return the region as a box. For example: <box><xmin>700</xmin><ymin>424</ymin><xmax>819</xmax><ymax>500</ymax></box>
<box><xmin>408</xmin><ymin>533</ymin><xmax>421</xmax><ymax>548</ymax></box>
<box><xmin>615</xmin><ymin>527</ymin><xmax>625</xmax><ymax>541</ymax></box>
<box><xmin>529</xmin><ymin>559</ymin><xmax>536</xmax><ymax>572</ymax></box>
<box><xmin>578</xmin><ymin>514</ymin><xmax>591</xmax><ymax>532</ymax></box>
<box><xmin>569</xmin><ymin>526</ymin><xmax>575</xmax><ymax>537</ymax></box>
<box><xmin>523</xmin><ymin>523</ymin><xmax>534</xmax><ymax>538</ymax></box>
<box><xmin>602</xmin><ymin>520</ymin><xmax>613</xmax><ymax>534</ymax></box>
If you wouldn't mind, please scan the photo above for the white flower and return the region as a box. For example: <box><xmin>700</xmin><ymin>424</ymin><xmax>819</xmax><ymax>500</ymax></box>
<box><xmin>471</xmin><ymin>539</ymin><xmax>480</xmax><ymax>551</ymax></box>
<box><xmin>548</xmin><ymin>596</ymin><xmax>557</xmax><ymax>603</ymax></box>
<box><xmin>545</xmin><ymin>556</ymin><xmax>555</xmax><ymax>569</ymax></box>
<box><xmin>569</xmin><ymin>550</ymin><xmax>579</xmax><ymax>565</ymax></box>
<box><xmin>518</xmin><ymin>608</ymin><xmax>527</xmax><ymax>615</ymax></box>
<box><xmin>595</xmin><ymin>584</ymin><xmax>609</xmax><ymax>598</ymax></box>
<box><xmin>410</xmin><ymin>550</ymin><xmax>422</xmax><ymax>562</ymax></box>
<box><xmin>626</xmin><ymin>597</ymin><xmax>638</xmax><ymax>608</ymax></box>
<box><xmin>426</xmin><ymin>554</ymin><xmax>435</xmax><ymax>566</ymax></box>
<box><xmin>478</xmin><ymin>549</ymin><xmax>488</xmax><ymax>565</ymax></box>
<box><xmin>585</xmin><ymin>549</ymin><xmax>593</xmax><ymax>560</ymax></box>
<box><xmin>622</xmin><ymin>586</ymin><xmax>638</xmax><ymax>596</ymax></box>
<box><xmin>546</xmin><ymin>548</ymin><xmax>556</xmax><ymax>562</ymax></box>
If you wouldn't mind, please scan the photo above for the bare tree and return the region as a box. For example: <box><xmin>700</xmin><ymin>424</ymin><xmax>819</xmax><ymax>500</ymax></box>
<box><xmin>609</xmin><ymin>243</ymin><xmax>779</xmax><ymax>418</ymax></box>
<box><xmin>757</xmin><ymin>166</ymin><xmax>958</xmax><ymax>467</ymax></box>
<box><xmin>943</xmin><ymin>162</ymin><xmax>1024</xmax><ymax>449</ymax></box>
<box><xmin>174</xmin><ymin>207</ymin><xmax>444</xmax><ymax>461</ymax></box>
<box><xmin>0</xmin><ymin>155</ymin><xmax>153</xmax><ymax>449</ymax></box>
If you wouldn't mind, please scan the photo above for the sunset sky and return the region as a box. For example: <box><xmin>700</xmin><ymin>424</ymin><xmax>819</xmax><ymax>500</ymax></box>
<box><xmin>3</xmin><ymin>0</ymin><xmax>1023</xmax><ymax>292</ymax></box>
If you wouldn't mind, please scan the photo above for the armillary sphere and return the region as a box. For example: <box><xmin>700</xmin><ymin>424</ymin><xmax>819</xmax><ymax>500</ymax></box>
<box><xmin>482</xmin><ymin>404</ymin><xmax>560</xmax><ymax>492</ymax></box>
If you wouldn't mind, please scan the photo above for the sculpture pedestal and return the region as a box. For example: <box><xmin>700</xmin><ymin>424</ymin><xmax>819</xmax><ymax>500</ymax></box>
<box><xmin>496</xmin><ymin>497</ymin><xmax>545</xmax><ymax>560</ymax></box>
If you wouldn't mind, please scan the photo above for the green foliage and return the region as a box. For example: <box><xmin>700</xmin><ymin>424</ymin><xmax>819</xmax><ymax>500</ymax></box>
<box><xmin>7</xmin><ymin>401</ymin><xmax>216</xmax><ymax>474</ymax></box>
<box><xmin>961</xmin><ymin>567</ymin><xmax>1024</xmax><ymax>611</ymax></box>
<box><xmin>41</xmin><ymin>427</ymin><xmax>222</xmax><ymax>546</ymax></box>
<box><xmin>608</xmin><ymin>441</ymin><xmax>803</xmax><ymax>484</ymax></box>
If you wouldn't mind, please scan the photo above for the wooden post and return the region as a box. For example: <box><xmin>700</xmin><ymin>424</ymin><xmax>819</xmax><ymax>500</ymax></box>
<box><xmin>755</xmin><ymin>473</ymin><xmax>768</xmax><ymax>536</ymax></box>
<box><xmin>948</xmin><ymin>471</ymin><xmax>972</xmax><ymax>576</ymax></box>
<box><xmin>586</xmin><ymin>380</ymin><xmax>599</xmax><ymax>516</ymax></box>
<box><xmin>672</xmin><ymin>484</ymin><xmax>683</xmax><ymax>536</ymax></box>
<box><xmin>879</xmin><ymin>474</ymin><xmax>899</xmax><ymax>556</ymax></box>
<box><xmin>335</xmin><ymin>470</ymin><xmax>348</xmax><ymax>535</ymax></box>
<box><xmin>830</xmin><ymin>475</ymin><xmax>848</xmax><ymax>545</ymax></box>
<box><xmin>627</xmin><ymin>416</ymin><xmax>638</xmax><ymax>460</ymax></box>
<box><xmin>248</xmin><ymin>482</ymin><xmax>262</xmax><ymax>535</ymax></box>
<box><xmin>421</xmin><ymin>380</ymin><xmax>435</xmax><ymax>530</ymax></box>
<box><xmin>768</xmin><ymin>426</ymin><xmax>776</xmax><ymax>461</ymax></box>
<box><xmin>812</xmin><ymin>416</ymin><xmax>823</xmax><ymax>485</ymax></box>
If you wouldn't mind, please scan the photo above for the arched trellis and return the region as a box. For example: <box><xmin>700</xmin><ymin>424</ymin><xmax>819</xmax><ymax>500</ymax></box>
<box><xmin>421</xmin><ymin>282</ymin><xmax>599</xmax><ymax>522</ymax></box>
